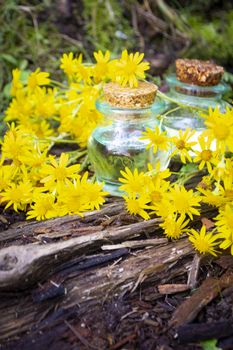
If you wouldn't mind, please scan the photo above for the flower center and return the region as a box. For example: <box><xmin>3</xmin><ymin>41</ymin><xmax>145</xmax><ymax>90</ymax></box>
<box><xmin>201</xmin><ymin>149</ymin><xmax>212</xmax><ymax>161</ymax></box>
<box><xmin>54</xmin><ymin>167</ymin><xmax>67</xmax><ymax>181</ymax></box>
<box><xmin>176</xmin><ymin>140</ymin><xmax>185</xmax><ymax>150</ymax></box>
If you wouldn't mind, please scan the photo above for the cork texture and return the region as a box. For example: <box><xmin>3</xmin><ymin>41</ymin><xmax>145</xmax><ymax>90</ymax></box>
<box><xmin>176</xmin><ymin>59</ymin><xmax>224</xmax><ymax>86</ymax></box>
<box><xmin>103</xmin><ymin>82</ymin><xmax>158</xmax><ymax>108</ymax></box>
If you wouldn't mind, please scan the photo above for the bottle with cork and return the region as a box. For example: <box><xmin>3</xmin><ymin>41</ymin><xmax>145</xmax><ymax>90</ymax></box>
<box><xmin>163</xmin><ymin>59</ymin><xmax>230</xmax><ymax>143</ymax></box>
<box><xmin>88</xmin><ymin>81</ymin><xmax>169</xmax><ymax>196</ymax></box>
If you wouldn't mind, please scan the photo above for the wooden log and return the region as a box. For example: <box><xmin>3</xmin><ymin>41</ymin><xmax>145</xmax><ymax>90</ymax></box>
<box><xmin>0</xmin><ymin>239</ymin><xmax>193</xmax><ymax>341</ymax></box>
<box><xmin>0</xmin><ymin>218</ymin><xmax>161</xmax><ymax>290</ymax></box>
<box><xmin>0</xmin><ymin>202</ymin><xmax>124</xmax><ymax>245</ymax></box>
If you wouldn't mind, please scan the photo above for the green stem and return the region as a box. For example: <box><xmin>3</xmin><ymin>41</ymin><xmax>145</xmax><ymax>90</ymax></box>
<box><xmin>157</xmin><ymin>90</ymin><xmax>206</xmax><ymax>112</ymax></box>
<box><xmin>79</xmin><ymin>155</ymin><xmax>89</xmax><ymax>172</ymax></box>
<box><xmin>69</xmin><ymin>150</ymin><xmax>87</xmax><ymax>164</ymax></box>
<box><xmin>43</xmin><ymin>137</ymin><xmax>79</xmax><ymax>144</ymax></box>
<box><xmin>50</xmin><ymin>79</ymin><xmax>67</xmax><ymax>89</ymax></box>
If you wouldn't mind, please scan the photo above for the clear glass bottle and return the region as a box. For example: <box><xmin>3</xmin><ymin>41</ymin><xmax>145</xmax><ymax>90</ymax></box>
<box><xmin>162</xmin><ymin>74</ymin><xmax>230</xmax><ymax>150</ymax></box>
<box><xmin>88</xmin><ymin>82</ymin><xmax>169</xmax><ymax>196</ymax></box>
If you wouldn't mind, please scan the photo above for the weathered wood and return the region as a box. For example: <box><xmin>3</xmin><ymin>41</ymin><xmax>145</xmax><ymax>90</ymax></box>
<box><xmin>0</xmin><ymin>218</ymin><xmax>161</xmax><ymax>290</ymax></box>
<box><xmin>0</xmin><ymin>202</ymin><xmax>124</xmax><ymax>245</ymax></box>
<box><xmin>158</xmin><ymin>284</ymin><xmax>190</xmax><ymax>294</ymax></box>
<box><xmin>0</xmin><ymin>239</ymin><xmax>193</xmax><ymax>341</ymax></box>
<box><xmin>170</xmin><ymin>269</ymin><xmax>233</xmax><ymax>327</ymax></box>
<box><xmin>177</xmin><ymin>321</ymin><xmax>233</xmax><ymax>343</ymax></box>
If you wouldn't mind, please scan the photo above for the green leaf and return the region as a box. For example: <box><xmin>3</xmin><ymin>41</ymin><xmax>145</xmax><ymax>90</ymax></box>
<box><xmin>200</xmin><ymin>339</ymin><xmax>222</xmax><ymax>350</ymax></box>
<box><xmin>180</xmin><ymin>163</ymin><xmax>198</xmax><ymax>174</ymax></box>
<box><xmin>0</xmin><ymin>53</ymin><xmax>18</xmax><ymax>65</ymax></box>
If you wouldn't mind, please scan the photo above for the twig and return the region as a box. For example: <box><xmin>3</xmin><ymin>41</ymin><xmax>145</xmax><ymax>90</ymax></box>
<box><xmin>65</xmin><ymin>320</ymin><xmax>99</xmax><ymax>349</ymax></box>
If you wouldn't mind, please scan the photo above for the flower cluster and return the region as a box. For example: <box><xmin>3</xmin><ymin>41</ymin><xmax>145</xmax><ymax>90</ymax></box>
<box><xmin>0</xmin><ymin>50</ymin><xmax>149</xmax><ymax>219</ymax></box>
<box><xmin>121</xmin><ymin>106</ymin><xmax>233</xmax><ymax>257</ymax></box>
<box><xmin>0</xmin><ymin>124</ymin><xmax>108</xmax><ymax>220</ymax></box>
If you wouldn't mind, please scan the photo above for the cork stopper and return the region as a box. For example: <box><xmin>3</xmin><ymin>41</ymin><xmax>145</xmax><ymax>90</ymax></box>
<box><xmin>176</xmin><ymin>59</ymin><xmax>224</xmax><ymax>86</ymax></box>
<box><xmin>103</xmin><ymin>81</ymin><xmax>158</xmax><ymax>108</ymax></box>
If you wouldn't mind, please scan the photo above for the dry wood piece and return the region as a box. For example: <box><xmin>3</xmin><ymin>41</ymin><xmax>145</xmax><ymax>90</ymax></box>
<box><xmin>102</xmin><ymin>237</ymin><xmax>166</xmax><ymax>250</ymax></box>
<box><xmin>158</xmin><ymin>284</ymin><xmax>190</xmax><ymax>295</ymax></box>
<box><xmin>176</xmin><ymin>59</ymin><xmax>224</xmax><ymax>86</ymax></box>
<box><xmin>177</xmin><ymin>321</ymin><xmax>233</xmax><ymax>343</ymax></box>
<box><xmin>0</xmin><ymin>202</ymin><xmax>124</xmax><ymax>245</ymax></box>
<box><xmin>170</xmin><ymin>269</ymin><xmax>233</xmax><ymax>327</ymax></box>
<box><xmin>0</xmin><ymin>218</ymin><xmax>159</xmax><ymax>291</ymax></box>
<box><xmin>187</xmin><ymin>253</ymin><xmax>202</xmax><ymax>289</ymax></box>
<box><xmin>0</xmin><ymin>239</ymin><xmax>193</xmax><ymax>341</ymax></box>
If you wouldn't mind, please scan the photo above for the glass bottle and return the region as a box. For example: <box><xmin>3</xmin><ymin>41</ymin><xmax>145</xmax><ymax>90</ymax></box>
<box><xmin>88</xmin><ymin>82</ymin><xmax>169</xmax><ymax>196</ymax></box>
<box><xmin>162</xmin><ymin>59</ymin><xmax>230</xmax><ymax>148</ymax></box>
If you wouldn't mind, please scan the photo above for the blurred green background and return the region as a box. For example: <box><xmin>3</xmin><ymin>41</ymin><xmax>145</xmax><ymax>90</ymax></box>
<box><xmin>1</xmin><ymin>0</ymin><xmax>233</xmax><ymax>111</ymax></box>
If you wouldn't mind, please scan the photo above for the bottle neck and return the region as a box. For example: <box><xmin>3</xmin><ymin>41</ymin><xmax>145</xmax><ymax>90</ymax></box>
<box><xmin>170</xmin><ymin>87</ymin><xmax>223</xmax><ymax>109</ymax></box>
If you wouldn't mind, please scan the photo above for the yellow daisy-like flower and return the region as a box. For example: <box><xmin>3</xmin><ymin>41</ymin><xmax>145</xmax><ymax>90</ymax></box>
<box><xmin>123</xmin><ymin>194</ymin><xmax>151</xmax><ymax>220</ymax></box>
<box><xmin>160</xmin><ymin>214</ymin><xmax>189</xmax><ymax>239</ymax></box>
<box><xmin>171</xmin><ymin>128</ymin><xmax>197</xmax><ymax>163</ymax></box>
<box><xmin>1</xmin><ymin>179</ymin><xmax>33</xmax><ymax>212</ymax></box>
<box><xmin>60</xmin><ymin>52</ymin><xmax>82</xmax><ymax>78</ymax></box>
<box><xmin>202</xmin><ymin>106</ymin><xmax>233</xmax><ymax>153</ymax></box>
<box><xmin>27</xmin><ymin>68</ymin><xmax>50</xmax><ymax>91</ymax></box>
<box><xmin>141</xmin><ymin>126</ymin><xmax>169</xmax><ymax>154</ymax></box>
<box><xmin>193</xmin><ymin>135</ymin><xmax>218</xmax><ymax>173</ymax></box>
<box><xmin>119</xmin><ymin>167</ymin><xmax>149</xmax><ymax>196</ymax></box>
<box><xmin>10</xmin><ymin>68</ymin><xmax>23</xmax><ymax>96</ymax></box>
<box><xmin>215</xmin><ymin>204</ymin><xmax>233</xmax><ymax>255</ymax></box>
<box><xmin>81</xmin><ymin>172</ymin><xmax>108</xmax><ymax>210</ymax></box>
<box><xmin>93</xmin><ymin>50</ymin><xmax>111</xmax><ymax>82</ymax></box>
<box><xmin>57</xmin><ymin>178</ymin><xmax>89</xmax><ymax>216</ymax></box>
<box><xmin>169</xmin><ymin>184</ymin><xmax>201</xmax><ymax>219</ymax></box>
<box><xmin>40</xmin><ymin>153</ymin><xmax>80</xmax><ymax>192</ymax></box>
<box><xmin>188</xmin><ymin>225</ymin><xmax>219</xmax><ymax>256</ymax></box>
<box><xmin>1</xmin><ymin>123</ymin><xmax>33</xmax><ymax>166</ymax></box>
<box><xmin>27</xmin><ymin>193</ymin><xmax>59</xmax><ymax>221</ymax></box>
<box><xmin>113</xmin><ymin>50</ymin><xmax>150</xmax><ymax>87</ymax></box>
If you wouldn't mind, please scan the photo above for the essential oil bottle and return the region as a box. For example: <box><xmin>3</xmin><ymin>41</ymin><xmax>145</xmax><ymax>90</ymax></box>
<box><xmin>88</xmin><ymin>81</ymin><xmax>169</xmax><ymax>195</ymax></box>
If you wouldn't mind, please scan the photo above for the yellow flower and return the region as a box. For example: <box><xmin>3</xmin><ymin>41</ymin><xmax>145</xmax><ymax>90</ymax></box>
<box><xmin>160</xmin><ymin>214</ymin><xmax>189</xmax><ymax>239</ymax></box>
<box><xmin>152</xmin><ymin>198</ymin><xmax>176</xmax><ymax>218</ymax></box>
<box><xmin>171</xmin><ymin>128</ymin><xmax>197</xmax><ymax>163</ymax></box>
<box><xmin>0</xmin><ymin>165</ymin><xmax>16</xmax><ymax>191</ymax></box>
<box><xmin>199</xmin><ymin>188</ymin><xmax>226</xmax><ymax>208</ymax></box>
<box><xmin>216</xmin><ymin>204</ymin><xmax>233</xmax><ymax>255</ymax></box>
<box><xmin>141</xmin><ymin>126</ymin><xmax>169</xmax><ymax>153</ymax></box>
<box><xmin>93</xmin><ymin>50</ymin><xmax>111</xmax><ymax>82</ymax></box>
<box><xmin>10</xmin><ymin>68</ymin><xmax>23</xmax><ymax>96</ymax></box>
<box><xmin>5</xmin><ymin>90</ymin><xmax>34</xmax><ymax>123</ymax></box>
<box><xmin>113</xmin><ymin>50</ymin><xmax>150</xmax><ymax>87</ymax></box>
<box><xmin>147</xmin><ymin>179</ymin><xmax>170</xmax><ymax>206</ymax></box>
<box><xmin>123</xmin><ymin>194</ymin><xmax>151</xmax><ymax>220</ymax></box>
<box><xmin>40</xmin><ymin>153</ymin><xmax>80</xmax><ymax>192</ymax></box>
<box><xmin>33</xmin><ymin>87</ymin><xmax>57</xmax><ymax>119</ymax></box>
<box><xmin>193</xmin><ymin>135</ymin><xmax>218</xmax><ymax>173</ymax></box>
<box><xmin>119</xmin><ymin>167</ymin><xmax>149</xmax><ymax>196</ymax></box>
<box><xmin>146</xmin><ymin>162</ymin><xmax>171</xmax><ymax>182</ymax></box>
<box><xmin>27</xmin><ymin>193</ymin><xmax>59</xmax><ymax>221</ymax></box>
<box><xmin>202</xmin><ymin>106</ymin><xmax>233</xmax><ymax>153</ymax></box>
<box><xmin>57</xmin><ymin>178</ymin><xmax>89</xmax><ymax>216</ymax></box>
<box><xmin>169</xmin><ymin>184</ymin><xmax>201</xmax><ymax>219</ymax></box>
<box><xmin>1</xmin><ymin>124</ymin><xmax>33</xmax><ymax>166</ymax></box>
<box><xmin>188</xmin><ymin>225</ymin><xmax>219</xmax><ymax>256</ymax></box>
<box><xmin>60</xmin><ymin>52</ymin><xmax>82</xmax><ymax>78</ymax></box>
<box><xmin>1</xmin><ymin>179</ymin><xmax>33</xmax><ymax>212</ymax></box>
<box><xmin>81</xmin><ymin>174</ymin><xmax>108</xmax><ymax>210</ymax></box>
<box><xmin>27</xmin><ymin>68</ymin><xmax>50</xmax><ymax>91</ymax></box>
